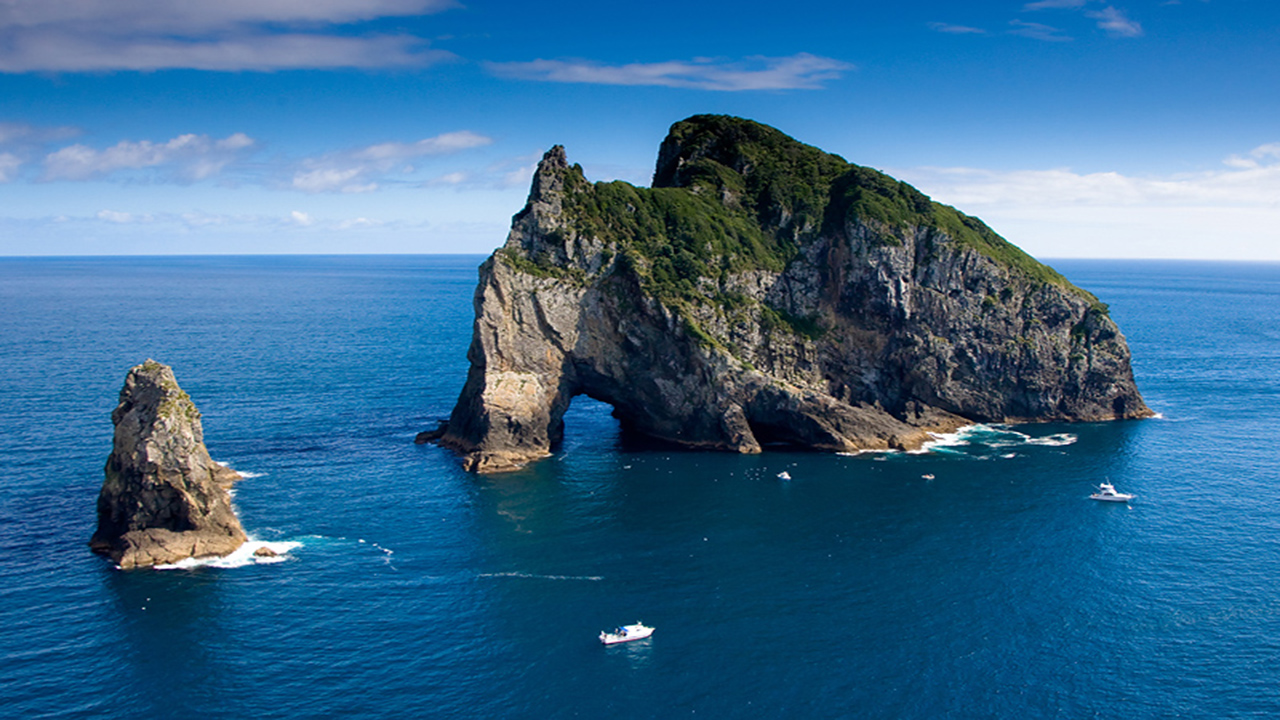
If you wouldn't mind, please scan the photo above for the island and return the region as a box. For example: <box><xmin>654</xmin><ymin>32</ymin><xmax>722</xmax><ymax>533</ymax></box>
<box><xmin>89</xmin><ymin>360</ymin><xmax>247</xmax><ymax>568</ymax></box>
<box><xmin>427</xmin><ymin>115</ymin><xmax>1151</xmax><ymax>473</ymax></box>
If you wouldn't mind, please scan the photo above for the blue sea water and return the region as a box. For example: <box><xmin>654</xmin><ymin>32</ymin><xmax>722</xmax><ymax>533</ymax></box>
<box><xmin>1</xmin><ymin>256</ymin><xmax>1279</xmax><ymax>719</ymax></box>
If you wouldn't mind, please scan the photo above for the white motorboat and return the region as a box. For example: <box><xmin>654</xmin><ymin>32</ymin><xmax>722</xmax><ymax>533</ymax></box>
<box><xmin>1090</xmin><ymin>483</ymin><xmax>1135</xmax><ymax>503</ymax></box>
<box><xmin>600</xmin><ymin>622</ymin><xmax>654</xmax><ymax>645</ymax></box>
<box><xmin>777</xmin><ymin>471</ymin><xmax>791</xmax><ymax>480</ymax></box>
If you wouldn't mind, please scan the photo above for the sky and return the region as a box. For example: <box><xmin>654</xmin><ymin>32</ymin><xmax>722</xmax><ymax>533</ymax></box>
<box><xmin>1</xmin><ymin>0</ymin><xmax>1278</xmax><ymax>259</ymax></box>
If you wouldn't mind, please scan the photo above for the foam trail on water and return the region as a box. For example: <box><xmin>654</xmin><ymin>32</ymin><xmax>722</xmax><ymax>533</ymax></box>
<box><xmin>154</xmin><ymin>539</ymin><xmax>302</xmax><ymax>570</ymax></box>
<box><xmin>479</xmin><ymin>572</ymin><xmax>604</xmax><ymax>581</ymax></box>
<box><xmin>358</xmin><ymin>538</ymin><xmax>398</xmax><ymax>569</ymax></box>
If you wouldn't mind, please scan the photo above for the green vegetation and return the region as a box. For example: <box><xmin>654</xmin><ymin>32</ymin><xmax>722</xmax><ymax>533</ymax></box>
<box><xmin>517</xmin><ymin>115</ymin><xmax>1098</xmax><ymax>341</ymax></box>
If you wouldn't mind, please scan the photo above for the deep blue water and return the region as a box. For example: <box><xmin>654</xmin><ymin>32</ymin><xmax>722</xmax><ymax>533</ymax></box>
<box><xmin>1</xmin><ymin>256</ymin><xmax>1279</xmax><ymax>719</ymax></box>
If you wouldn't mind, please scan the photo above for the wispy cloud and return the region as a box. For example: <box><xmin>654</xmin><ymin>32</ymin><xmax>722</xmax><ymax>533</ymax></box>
<box><xmin>1087</xmin><ymin>7</ymin><xmax>1143</xmax><ymax>37</ymax></box>
<box><xmin>29</xmin><ymin>127</ymin><xmax>491</xmax><ymax>190</ymax></box>
<box><xmin>0</xmin><ymin>153</ymin><xmax>21</xmax><ymax>182</ymax></box>
<box><xmin>1009</xmin><ymin>20</ymin><xmax>1073</xmax><ymax>41</ymax></box>
<box><xmin>898</xmin><ymin>144</ymin><xmax>1280</xmax><ymax>210</ymax></box>
<box><xmin>1018</xmin><ymin>1</ymin><xmax>1144</xmax><ymax>39</ymax></box>
<box><xmin>42</xmin><ymin>133</ymin><xmax>256</xmax><ymax>181</ymax></box>
<box><xmin>1223</xmin><ymin>143</ymin><xmax>1280</xmax><ymax>170</ymax></box>
<box><xmin>289</xmin><ymin>130</ymin><xmax>492</xmax><ymax>193</ymax></box>
<box><xmin>893</xmin><ymin>145</ymin><xmax>1280</xmax><ymax>259</ymax></box>
<box><xmin>928</xmin><ymin>22</ymin><xmax>987</xmax><ymax>35</ymax></box>
<box><xmin>96</xmin><ymin>209</ymin><xmax>151</xmax><ymax>223</ymax></box>
<box><xmin>486</xmin><ymin>53</ymin><xmax>852</xmax><ymax>91</ymax></box>
<box><xmin>0</xmin><ymin>0</ymin><xmax>458</xmax><ymax>72</ymax></box>
<box><xmin>1023</xmin><ymin>0</ymin><xmax>1088</xmax><ymax>10</ymax></box>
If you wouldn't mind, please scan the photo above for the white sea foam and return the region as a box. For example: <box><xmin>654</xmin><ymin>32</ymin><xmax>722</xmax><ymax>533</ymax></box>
<box><xmin>914</xmin><ymin>424</ymin><xmax>1077</xmax><ymax>455</ymax></box>
<box><xmin>913</xmin><ymin>427</ymin><xmax>974</xmax><ymax>454</ymax></box>
<box><xmin>837</xmin><ymin>449</ymin><xmax>901</xmax><ymax>457</ymax></box>
<box><xmin>154</xmin><ymin>539</ymin><xmax>302</xmax><ymax>571</ymax></box>
<box><xmin>479</xmin><ymin>572</ymin><xmax>604</xmax><ymax>581</ymax></box>
<box><xmin>215</xmin><ymin>460</ymin><xmax>264</xmax><ymax>479</ymax></box>
<box><xmin>1025</xmin><ymin>433</ymin><xmax>1077</xmax><ymax>447</ymax></box>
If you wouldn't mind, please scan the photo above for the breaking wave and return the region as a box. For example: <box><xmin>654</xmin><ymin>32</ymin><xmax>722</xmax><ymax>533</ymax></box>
<box><xmin>154</xmin><ymin>539</ymin><xmax>302</xmax><ymax>571</ymax></box>
<box><xmin>919</xmin><ymin>424</ymin><xmax>1077</xmax><ymax>455</ymax></box>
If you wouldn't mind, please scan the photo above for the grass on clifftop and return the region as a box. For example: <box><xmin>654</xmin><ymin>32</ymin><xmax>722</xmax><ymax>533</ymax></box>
<box><xmin>526</xmin><ymin>115</ymin><xmax>1095</xmax><ymax>319</ymax></box>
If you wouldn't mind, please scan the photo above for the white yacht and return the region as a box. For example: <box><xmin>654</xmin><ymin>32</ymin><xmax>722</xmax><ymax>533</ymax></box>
<box><xmin>1090</xmin><ymin>483</ymin><xmax>1135</xmax><ymax>503</ymax></box>
<box><xmin>777</xmin><ymin>471</ymin><xmax>791</xmax><ymax>480</ymax></box>
<box><xmin>600</xmin><ymin>622</ymin><xmax>654</xmax><ymax>645</ymax></box>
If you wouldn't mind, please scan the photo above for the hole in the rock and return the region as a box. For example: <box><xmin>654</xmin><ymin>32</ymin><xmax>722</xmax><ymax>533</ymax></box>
<box><xmin>556</xmin><ymin>395</ymin><xmax>622</xmax><ymax>453</ymax></box>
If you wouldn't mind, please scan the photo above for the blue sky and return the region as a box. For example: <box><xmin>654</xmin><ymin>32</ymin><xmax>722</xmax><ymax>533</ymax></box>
<box><xmin>2</xmin><ymin>0</ymin><xmax>1278</xmax><ymax>259</ymax></box>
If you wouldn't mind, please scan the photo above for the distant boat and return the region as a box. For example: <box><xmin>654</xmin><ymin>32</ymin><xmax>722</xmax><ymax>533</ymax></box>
<box><xmin>1090</xmin><ymin>482</ymin><xmax>1135</xmax><ymax>503</ymax></box>
<box><xmin>777</xmin><ymin>471</ymin><xmax>791</xmax><ymax>480</ymax></box>
<box><xmin>922</xmin><ymin>474</ymin><xmax>935</xmax><ymax>480</ymax></box>
<box><xmin>600</xmin><ymin>622</ymin><xmax>654</xmax><ymax>645</ymax></box>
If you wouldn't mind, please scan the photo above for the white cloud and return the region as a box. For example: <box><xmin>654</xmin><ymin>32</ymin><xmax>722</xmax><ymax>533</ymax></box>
<box><xmin>1009</xmin><ymin>20</ymin><xmax>1073</xmax><ymax>41</ymax></box>
<box><xmin>96</xmin><ymin>209</ymin><xmax>151</xmax><ymax>223</ymax></box>
<box><xmin>0</xmin><ymin>152</ymin><xmax>21</xmax><ymax>182</ymax></box>
<box><xmin>1224</xmin><ymin>143</ymin><xmax>1280</xmax><ymax>170</ymax></box>
<box><xmin>1087</xmin><ymin>7</ymin><xmax>1143</xmax><ymax>37</ymax></box>
<box><xmin>1023</xmin><ymin>0</ymin><xmax>1088</xmax><ymax>10</ymax></box>
<box><xmin>290</xmin><ymin>130</ymin><xmax>492</xmax><ymax>193</ymax></box>
<box><xmin>351</xmin><ymin>131</ymin><xmax>491</xmax><ymax>162</ymax></box>
<box><xmin>337</xmin><ymin>217</ymin><xmax>381</xmax><ymax>229</ymax></box>
<box><xmin>0</xmin><ymin>122</ymin><xmax>77</xmax><ymax>145</ymax></box>
<box><xmin>0</xmin><ymin>0</ymin><xmax>458</xmax><ymax>72</ymax></box>
<box><xmin>892</xmin><ymin>145</ymin><xmax>1280</xmax><ymax>259</ymax></box>
<box><xmin>43</xmin><ymin>132</ymin><xmax>256</xmax><ymax>181</ymax></box>
<box><xmin>928</xmin><ymin>23</ymin><xmax>987</xmax><ymax>35</ymax></box>
<box><xmin>486</xmin><ymin>53</ymin><xmax>853</xmax><ymax>91</ymax></box>
<box><xmin>290</xmin><ymin>210</ymin><xmax>314</xmax><ymax>226</ymax></box>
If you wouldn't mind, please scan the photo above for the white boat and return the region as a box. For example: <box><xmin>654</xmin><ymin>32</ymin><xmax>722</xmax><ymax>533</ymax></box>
<box><xmin>1090</xmin><ymin>483</ymin><xmax>1135</xmax><ymax>503</ymax></box>
<box><xmin>599</xmin><ymin>622</ymin><xmax>654</xmax><ymax>645</ymax></box>
<box><xmin>777</xmin><ymin>471</ymin><xmax>791</xmax><ymax>480</ymax></box>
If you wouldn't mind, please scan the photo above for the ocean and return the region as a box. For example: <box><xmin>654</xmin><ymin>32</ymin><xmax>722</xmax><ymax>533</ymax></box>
<box><xmin>1</xmin><ymin>256</ymin><xmax>1278</xmax><ymax>719</ymax></box>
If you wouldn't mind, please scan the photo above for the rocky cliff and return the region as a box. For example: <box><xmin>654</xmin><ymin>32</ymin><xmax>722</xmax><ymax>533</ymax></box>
<box><xmin>90</xmin><ymin>360</ymin><xmax>247</xmax><ymax>568</ymax></box>
<box><xmin>432</xmin><ymin>115</ymin><xmax>1151</xmax><ymax>472</ymax></box>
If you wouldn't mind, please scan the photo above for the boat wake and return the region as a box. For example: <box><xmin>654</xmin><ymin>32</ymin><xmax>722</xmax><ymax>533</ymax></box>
<box><xmin>479</xmin><ymin>572</ymin><xmax>604</xmax><ymax>582</ymax></box>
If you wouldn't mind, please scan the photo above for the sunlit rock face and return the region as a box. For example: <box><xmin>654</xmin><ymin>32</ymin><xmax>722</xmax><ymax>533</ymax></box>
<box><xmin>90</xmin><ymin>360</ymin><xmax>246</xmax><ymax>568</ymax></box>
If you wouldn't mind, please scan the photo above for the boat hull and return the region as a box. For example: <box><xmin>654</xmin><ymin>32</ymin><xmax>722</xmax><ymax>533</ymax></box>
<box><xmin>1090</xmin><ymin>494</ymin><xmax>1134</xmax><ymax>502</ymax></box>
<box><xmin>600</xmin><ymin>624</ymin><xmax>654</xmax><ymax>644</ymax></box>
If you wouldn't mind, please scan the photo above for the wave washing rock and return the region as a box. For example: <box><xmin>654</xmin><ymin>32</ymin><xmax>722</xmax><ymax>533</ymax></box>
<box><xmin>89</xmin><ymin>360</ymin><xmax>246</xmax><ymax>568</ymax></box>
<box><xmin>429</xmin><ymin>115</ymin><xmax>1152</xmax><ymax>472</ymax></box>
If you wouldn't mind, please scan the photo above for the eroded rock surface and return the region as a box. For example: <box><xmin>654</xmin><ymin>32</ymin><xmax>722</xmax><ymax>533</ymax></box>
<box><xmin>433</xmin><ymin>115</ymin><xmax>1151</xmax><ymax>472</ymax></box>
<box><xmin>90</xmin><ymin>360</ymin><xmax>246</xmax><ymax>568</ymax></box>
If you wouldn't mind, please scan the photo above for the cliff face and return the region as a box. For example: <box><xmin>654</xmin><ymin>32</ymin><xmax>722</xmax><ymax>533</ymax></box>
<box><xmin>436</xmin><ymin>115</ymin><xmax>1151</xmax><ymax>472</ymax></box>
<box><xmin>90</xmin><ymin>360</ymin><xmax>246</xmax><ymax>568</ymax></box>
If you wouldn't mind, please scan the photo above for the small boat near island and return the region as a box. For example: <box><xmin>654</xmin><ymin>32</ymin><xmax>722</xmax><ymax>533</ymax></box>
<box><xmin>1090</xmin><ymin>483</ymin><xmax>1135</xmax><ymax>503</ymax></box>
<box><xmin>600</xmin><ymin>622</ymin><xmax>654</xmax><ymax>645</ymax></box>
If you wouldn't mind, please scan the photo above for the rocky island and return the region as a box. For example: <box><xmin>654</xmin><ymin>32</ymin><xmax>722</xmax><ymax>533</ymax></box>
<box><xmin>90</xmin><ymin>360</ymin><xmax>247</xmax><ymax>568</ymax></box>
<box><xmin>429</xmin><ymin>115</ymin><xmax>1151</xmax><ymax>473</ymax></box>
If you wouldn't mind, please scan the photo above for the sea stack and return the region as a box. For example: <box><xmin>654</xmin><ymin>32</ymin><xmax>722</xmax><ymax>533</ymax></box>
<box><xmin>432</xmin><ymin>115</ymin><xmax>1152</xmax><ymax>473</ymax></box>
<box><xmin>90</xmin><ymin>360</ymin><xmax>246</xmax><ymax>568</ymax></box>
